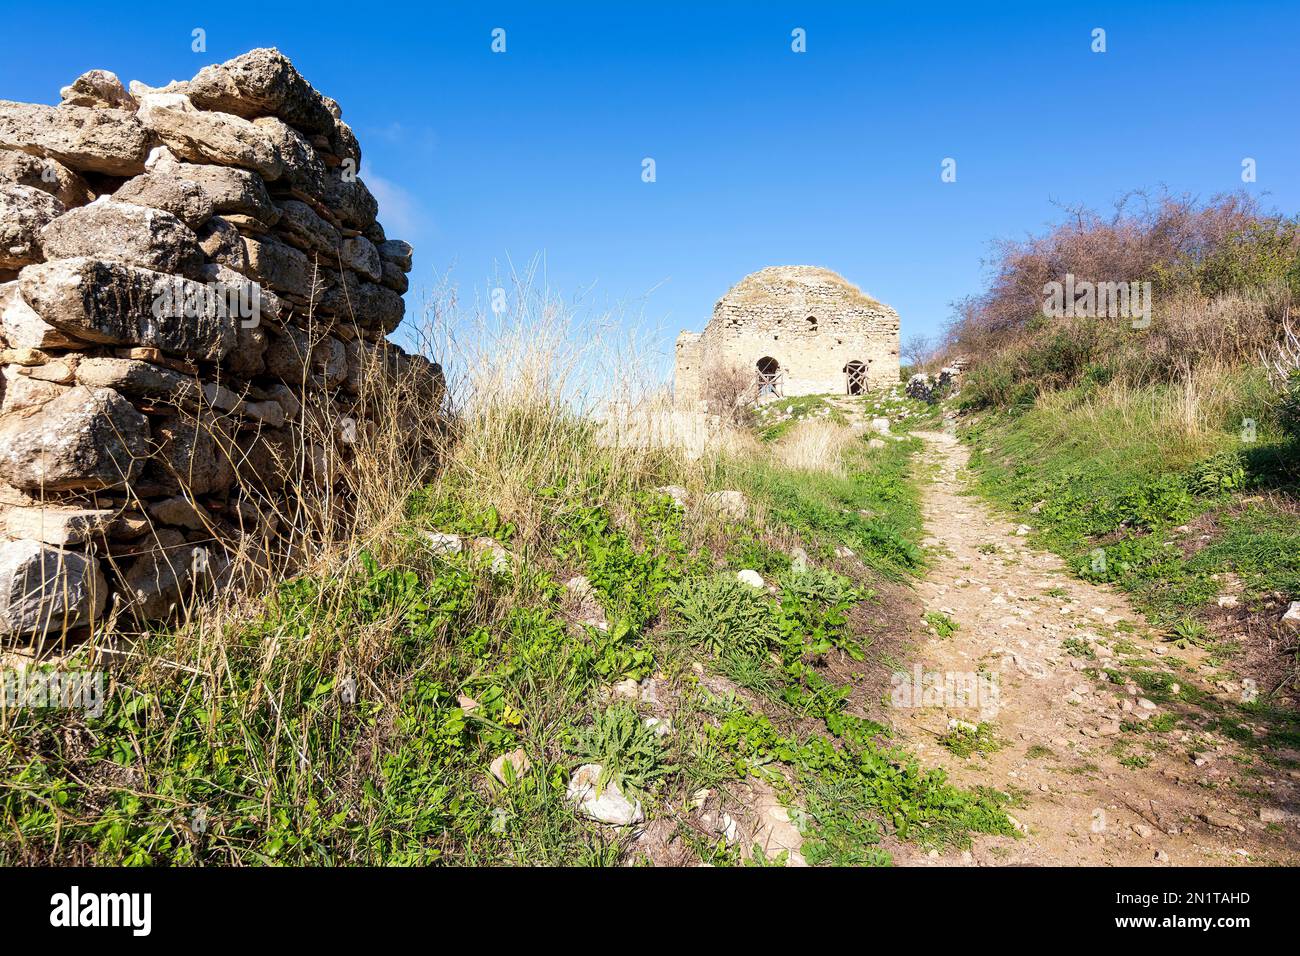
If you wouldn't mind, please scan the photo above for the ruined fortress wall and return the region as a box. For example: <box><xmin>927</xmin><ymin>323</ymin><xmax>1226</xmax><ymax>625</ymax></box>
<box><xmin>674</xmin><ymin>267</ymin><xmax>900</xmax><ymax>403</ymax></box>
<box><xmin>0</xmin><ymin>49</ymin><xmax>438</xmax><ymax>646</ymax></box>
<box><xmin>672</xmin><ymin>331</ymin><xmax>703</xmax><ymax>405</ymax></box>
<box><xmin>706</xmin><ymin>296</ymin><xmax>899</xmax><ymax>395</ymax></box>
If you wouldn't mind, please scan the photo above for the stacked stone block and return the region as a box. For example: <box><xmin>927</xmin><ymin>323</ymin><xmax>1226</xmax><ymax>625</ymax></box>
<box><xmin>0</xmin><ymin>49</ymin><xmax>440</xmax><ymax>644</ymax></box>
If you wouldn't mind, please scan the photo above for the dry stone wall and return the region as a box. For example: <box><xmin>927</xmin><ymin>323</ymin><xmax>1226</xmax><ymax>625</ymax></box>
<box><xmin>0</xmin><ymin>49</ymin><xmax>440</xmax><ymax>646</ymax></box>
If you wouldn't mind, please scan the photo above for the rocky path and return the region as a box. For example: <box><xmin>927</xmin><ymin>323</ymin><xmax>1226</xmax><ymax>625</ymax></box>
<box><xmin>888</xmin><ymin>430</ymin><xmax>1300</xmax><ymax>866</ymax></box>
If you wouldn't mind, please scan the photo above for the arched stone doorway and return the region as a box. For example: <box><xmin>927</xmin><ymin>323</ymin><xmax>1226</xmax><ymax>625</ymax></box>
<box><xmin>756</xmin><ymin>356</ymin><xmax>783</xmax><ymax>399</ymax></box>
<box><xmin>844</xmin><ymin>360</ymin><xmax>868</xmax><ymax>395</ymax></box>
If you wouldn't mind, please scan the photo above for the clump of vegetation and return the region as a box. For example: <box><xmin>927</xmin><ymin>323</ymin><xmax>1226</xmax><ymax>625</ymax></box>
<box><xmin>571</xmin><ymin>703</ymin><xmax>674</xmax><ymax>798</ymax></box>
<box><xmin>940</xmin><ymin>722</ymin><xmax>1004</xmax><ymax>758</ymax></box>
<box><xmin>924</xmin><ymin>611</ymin><xmax>959</xmax><ymax>638</ymax></box>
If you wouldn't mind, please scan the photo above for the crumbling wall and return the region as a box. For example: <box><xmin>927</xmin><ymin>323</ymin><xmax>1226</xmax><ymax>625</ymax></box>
<box><xmin>0</xmin><ymin>49</ymin><xmax>439</xmax><ymax>646</ymax></box>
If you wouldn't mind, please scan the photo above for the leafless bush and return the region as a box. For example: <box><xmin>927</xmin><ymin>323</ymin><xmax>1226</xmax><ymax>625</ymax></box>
<box><xmin>901</xmin><ymin>333</ymin><xmax>935</xmax><ymax>369</ymax></box>
<box><xmin>699</xmin><ymin>360</ymin><xmax>757</xmax><ymax>425</ymax></box>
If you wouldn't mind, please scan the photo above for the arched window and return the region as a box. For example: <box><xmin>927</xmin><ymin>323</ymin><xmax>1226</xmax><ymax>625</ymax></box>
<box><xmin>844</xmin><ymin>360</ymin><xmax>868</xmax><ymax>396</ymax></box>
<box><xmin>806</xmin><ymin>315</ymin><xmax>818</xmax><ymax>331</ymax></box>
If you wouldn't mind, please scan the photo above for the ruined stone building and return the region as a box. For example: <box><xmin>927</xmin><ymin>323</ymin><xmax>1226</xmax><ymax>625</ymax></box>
<box><xmin>674</xmin><ymin>266</ymin><xmax>899</xmax><ymax>404</ymax></box>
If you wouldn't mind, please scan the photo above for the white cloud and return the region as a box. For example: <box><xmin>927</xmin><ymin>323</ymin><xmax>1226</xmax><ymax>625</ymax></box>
<box><xmin>365</xmin><ymin>172</ymin><xmax>424</xmax><ymax>238</ymax></box>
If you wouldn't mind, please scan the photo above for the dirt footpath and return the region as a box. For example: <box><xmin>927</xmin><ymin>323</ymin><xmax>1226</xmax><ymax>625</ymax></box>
<box><xmin>889</xmin><ymin>430</ymin><xmax>1300</xmax><ymax>866</ymax></box>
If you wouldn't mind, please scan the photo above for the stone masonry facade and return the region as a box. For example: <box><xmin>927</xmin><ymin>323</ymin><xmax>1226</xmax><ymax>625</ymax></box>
<box><xmin>0</xmin><ymin>49</ymin><xmax>440</xmax><ymax>646</ymax></box>
<box><xmin>674</xmin><ymin>266</ymin><xmax>899</xmax><ymax>404</ymax></box>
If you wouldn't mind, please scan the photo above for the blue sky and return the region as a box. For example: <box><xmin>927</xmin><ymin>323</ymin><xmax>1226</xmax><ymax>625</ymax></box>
<box><xmin>3</xmin><ymin>1</ymin><xmax>1297</xmax><ymax>378</ymax></box>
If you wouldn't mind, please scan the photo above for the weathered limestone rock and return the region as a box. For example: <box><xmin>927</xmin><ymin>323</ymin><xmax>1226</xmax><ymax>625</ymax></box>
<box><xmin>0</xmin><ymin>184</ymin><xmax>63</xmax><ymax>269</ymax></box>
<box><xmin>341</xmin><ymin>236</ymin><xmax>381</xmax><ymax>281</ymax></box>
<box><xmin>145</xmin><ymin>411</ymin><xmax>236</xmax><ymax>496</ymax></box>
<box><xmin>0</xmin><ymin>385</ymin><xmax>150</xmax><ymax>492</ymax></box>
<box><xmin>566</xmin><ymin>764</ymin><xmax>645</xmax><ymax>826</ymax></box>
<box><xmin>196</xmin><ymin>216</ymin><xmax>247</xmax><ymax>271</ymax></box>
<box><xmin>0</xmin><ymin>101</ymin><xmax>150</xmax><ymax>176</ymax></box>
<box><xmin>0</xmin><ymin>151</ymin><xmax>93</xmax><ymax>209</ymax></box>
<box><xmin>1</xmin><ymin>279</ymin><xmax>84</xmax><ymax>349</ymax></box>
<box><xmin>265</xmin><ymin>326</ymin><xmax>346</xmax><ymax>389</ymax></box>
<box><xmin>187</xmin><ymin>48</ymin><xmax>335</xmax><ymax>136</ymax></box>
<box><xmin>379</xmin><ymin>259</ymin><xmax>408</xmax><ymax>294</ymax></box>
<box><xmin>136</xmin><ymin>93</ymin><xmax>283</xmax><ymax>181</ymax></box>
<box><xmin>320</xmin><ymin>174</ymin><xmax>377</xmax><ymax>229</ymax></box>
<box><xmin>41</xmin><ymin>200</ymin><xmax>205</xmax><ymax>279</ymax></box>
<box><xmin>378</xmin><ymin>239</ymin><xmax>413</xmax><ymax>272</ymax></box>
<box><xmin>1</xmin><ymin>505</ymin><xmax>117</xmax><ymax>546</ymax></box>
<box><xmin>18</xmin><ymin>258</ymin><xmax>238</xmax><ymax>360</ymax></box>
<box><xmin>74</xmin><ymin>356</ymin><xmax>200</xmax><ymax>405</ymax></box>
<box><xmin>253</xmin><ymin>117</ymin><xmax>325</xmax><ymax>195</ymax></box>
<box><xmin>0</xmin><ymin>539</ymin><xmax>107</xmax><ymax>638</ymax></box>
<box><xmin>275</xmin><ymin>199</ymin><xmax>339</xmax><ymax>255</ymax></box>
<box><xmin>357</xmin><ymin>281</ymin><xmax>404</xmax><ymax>332</ymax></box>
<box><xmin>113</xmin><ymin>173</ymin><xmax>214</xmax><ymax>230</ymax></box>
<box><xmin>59</xmin><ymin>70</ymin><xmax>135</xmax><ymax>110</ymax></box>
<box><xmin>120</xmin><ymin>527</ymin><xmax>193</xmax><ymax>620</ymax></box>
<box><xmin>148</xmin><ymin>495</ymin><xmax>207</xmax><ymax>531</ymax></box>
<box><xmin>242</xmin><ymin>234</ymin><xmax>315</xmax><ymax>298</ymax></box>
<box><xmin>1</xmin><ymin>364</ymin><xmax>68</xmax><ymax>412</ymax></box>
<box><xmin>164</xmin><ymin>161</ymin><xmax>277</xmax><ymax>224</ymax></box>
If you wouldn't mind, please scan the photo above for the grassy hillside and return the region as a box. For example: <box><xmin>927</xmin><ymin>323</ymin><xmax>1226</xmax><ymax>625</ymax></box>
<box><xmin>938</xmin><ymin>191</ymin><xmax>1300</xmax><ymax>701</ymax></box>
<box><xmin>0</xmin><ymin>291</ymin><xmax>1010</xmax><ymax>866</ymax></box>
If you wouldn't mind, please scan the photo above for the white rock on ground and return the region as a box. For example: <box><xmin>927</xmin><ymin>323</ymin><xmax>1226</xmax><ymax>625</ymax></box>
<box><xmin>655</xmin><ymin>484</ymin><xmax>688</xmax><ymax>508</ymax></box>
<box><xmin>422</xmin><ymin>531</ymin><xmax>462</xmax><ymax>555</ymax></box>
<box><xmin>736</xmin><ymin>569</ymin><xmax>764</xmax><ymax>588</ymax></box>
<box><xmin>566</xmin><ymin>764</ymin><xmax>644</xmax><ymax>826</ymax></box>
<box><xmin>1281</xmin><ymin>601</ymin><xmax>1300</xmax><ymax>633</ymax></box>
<box><xmin>702</xmin><ymin>489</ymin><xmax>747</xmax><ymax>520</ymax></box>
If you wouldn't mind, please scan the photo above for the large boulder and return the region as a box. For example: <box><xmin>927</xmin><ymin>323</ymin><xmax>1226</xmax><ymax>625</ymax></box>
<box><xmin>242</xmin><ymin>234</ymin><xmax>317</xmax><ymax>298</ymax></box>
<box><xmin>112</xmin><ymin>172</ymin><xmax>214</xmax><ymax>230</ymax></box>
<box><xmin>59</xmin><ymin>70</ymin><xmax>135</xmax><ymax>110</ymax></box>
<box><xmin>265</xmin><ymin>326</ymin><xmax>346</xmax><ymax>389</ymax></box>
<box><xmin>341</xmin><ymin>235</ymin><xmax>381</xmax><ymax>281</ymax></box>
<box><xmin>378</xmin><ymin>239</ymin><xmax>413</xmax><ymax>272</ymax></box>
<box><xmin>0</xmin><ymin>184</ymin><xmax>63</xmax><ymax>270</ymax></box>
<box><xmin>319</xmin><ymin>174</ymin><xmax>377</xmax><ymax>230</ymax></box>
<box><xmin>40</xmin><ymin>199</ymin><xmax>205</xmax><ymax>279</ymax></box>
<box><xmin>160</xmin><ymin>160</ymin><xmax>277</xmax><ymax>225</ymax></box>
<box><xmin>0</xmin><ymin>151</ymin><xmax>93</xmax><ymax>209</ymax></box>
<box><xmin>18</xmin><ymin>257</ymin><xmax>238</xmax><ymax>360</ymax></box>
<box><xmin>0</xmin><ymin>385</ymin><xmax>150</xmax><ymax>492</ymax></box>
<box><xmin>74</xmin><ymin>356</ymin><xmax>200</xmax><ymax>406</ymax></box>
<box><xmin>186</xmin><ymin>48</ymin><xmax>335</xmax><ymax>136</ymax></box>
<box><xmin>0</xmin><ymin>100</ymin><xmax>150</xmax><ymax>176</ymax></box>
<box><xmin>275</xmin><ymin>199</ymin><xmax>339</xmax><ymax>255</ymax></box>
<box><xmin>1</xmin><ymin>505</ymin><xmax>117</xmax><ymax>546</ymax></box>
<box><xmin>119</xmin><ymin>527</ymin><xmax>193</xmax><ymax>621</ymax></box>
<box><xmin>0</xmin><ymin>539</ymin><xmax>107</xmax><ymax>638</ymax></box>
<box><xmin>144</xmin><ymin>411</ymin><xmax>236</xmax><ymax>496</ymax></box>
<box><xmin>135</xmin><ymin>92</ymin><xmax>283</xmax><ymax>181</ymax></box>
<box><xmin>253</xmin><ymin>117</ymin><xmax>325</xmax><ymax>195</ymax></box>
<box><xmin>0</xmin><ymin>281</ymin><xmax>81</xmax><ymax>349</ymax></box>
